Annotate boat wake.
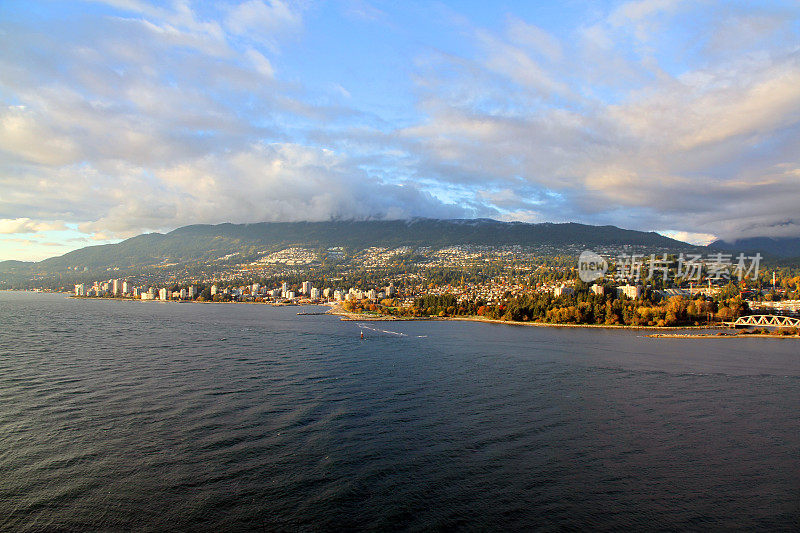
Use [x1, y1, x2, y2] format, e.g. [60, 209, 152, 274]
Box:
[357, 323, 407, 336]
[357, 323, 427, 338]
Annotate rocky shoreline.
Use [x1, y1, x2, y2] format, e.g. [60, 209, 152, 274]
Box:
[647, 332, 799, 339]
[325, 303, 724, 330]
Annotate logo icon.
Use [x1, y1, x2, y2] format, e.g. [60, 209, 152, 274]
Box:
[578, 250, 607, 282]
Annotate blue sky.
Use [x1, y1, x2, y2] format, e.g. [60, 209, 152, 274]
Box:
[1, 0, 800, 260]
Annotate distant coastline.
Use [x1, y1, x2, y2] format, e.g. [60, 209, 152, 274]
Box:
[66, 294, 704, 329]
[325, 303, 722, 330]
[60, 294, 799, 336]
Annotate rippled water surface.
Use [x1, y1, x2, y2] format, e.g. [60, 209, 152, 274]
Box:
[1, 291, 798, 530]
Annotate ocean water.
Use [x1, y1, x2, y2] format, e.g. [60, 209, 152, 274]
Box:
[0, 291, 798, 531]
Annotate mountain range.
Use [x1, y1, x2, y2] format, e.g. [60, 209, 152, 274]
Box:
[710, 236, 800, 259]
[4, 219, 800, 281]
[2, 219, 701, 273]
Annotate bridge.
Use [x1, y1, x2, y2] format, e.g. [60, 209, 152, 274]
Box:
[726, 315, 800, 328]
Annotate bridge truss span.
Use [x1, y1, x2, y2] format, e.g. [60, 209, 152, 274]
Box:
[731, 315, 800, 328]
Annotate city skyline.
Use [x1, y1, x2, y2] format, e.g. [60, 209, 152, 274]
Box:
[2, 0, 800, 261]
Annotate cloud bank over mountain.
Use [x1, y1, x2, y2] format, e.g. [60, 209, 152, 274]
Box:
[1, 1, 799, 259]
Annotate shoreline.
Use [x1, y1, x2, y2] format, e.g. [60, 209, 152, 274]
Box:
[647, 333, 799, 339]
[67, 295, 303, 306]
[63, 295, 799, 336]
[325, 303, 724, 330]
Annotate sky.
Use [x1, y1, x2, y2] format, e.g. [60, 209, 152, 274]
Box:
[1, 0, 800, 261]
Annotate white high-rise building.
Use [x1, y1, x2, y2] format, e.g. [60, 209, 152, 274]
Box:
[310, 287, 320, 299]
[286, 291, 295, 299]
[112, 279, 120, 295]
[159, 288, 168, 300]
[252, 283, 260, 295]
[334, 290, 343, 301]
[180, 288, 188, 299]
[302, 281, 312, 295]
[617, 285, 641, 299]
[386, 284, 395, 297]
[366, 289, 377, 300]
[74, 284, 85, 296]
[590, 284, 604, 296]
[210, 285, 218, 296]
[188, 286, 196, 299]
[122, 281, 129, 294]
[281, 282, 288, 293]
[553, 285, 574, 297]
[323, 288, 331, 298]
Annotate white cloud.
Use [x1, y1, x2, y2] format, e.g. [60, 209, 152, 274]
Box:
[60, 142, 471, 239]
[506, 17, 563, 62]
[225, 0, 302, 49]
[404, 2, 800, 240]
[0, 106, 80, 165]
[657, 230, 717, 246]
[0, 218, 67, 234]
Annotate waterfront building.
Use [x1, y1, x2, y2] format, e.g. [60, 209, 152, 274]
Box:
[180, 288, 188, 299]
[553, 285, 575, 297]
[159, 288, 168, 300]
[112, 279, 120, 295]
[210, 285, 218, 296]
[334, 290, 343, 301]
[323, 288, 331, 298]
[281, 282, 288, 293]
[590, 284, 604, 296]
[750, 299, 800, 315]
[617, 284, 642, 299]
[251, 283, 260, 295]
[286, 291, 295, 299]
[302, 281, 312, 295]
[366, 289, 377, 300]
[310, 287, 321, 299]
[74, 284, 85, 296]
[188, 286, 196, 299]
